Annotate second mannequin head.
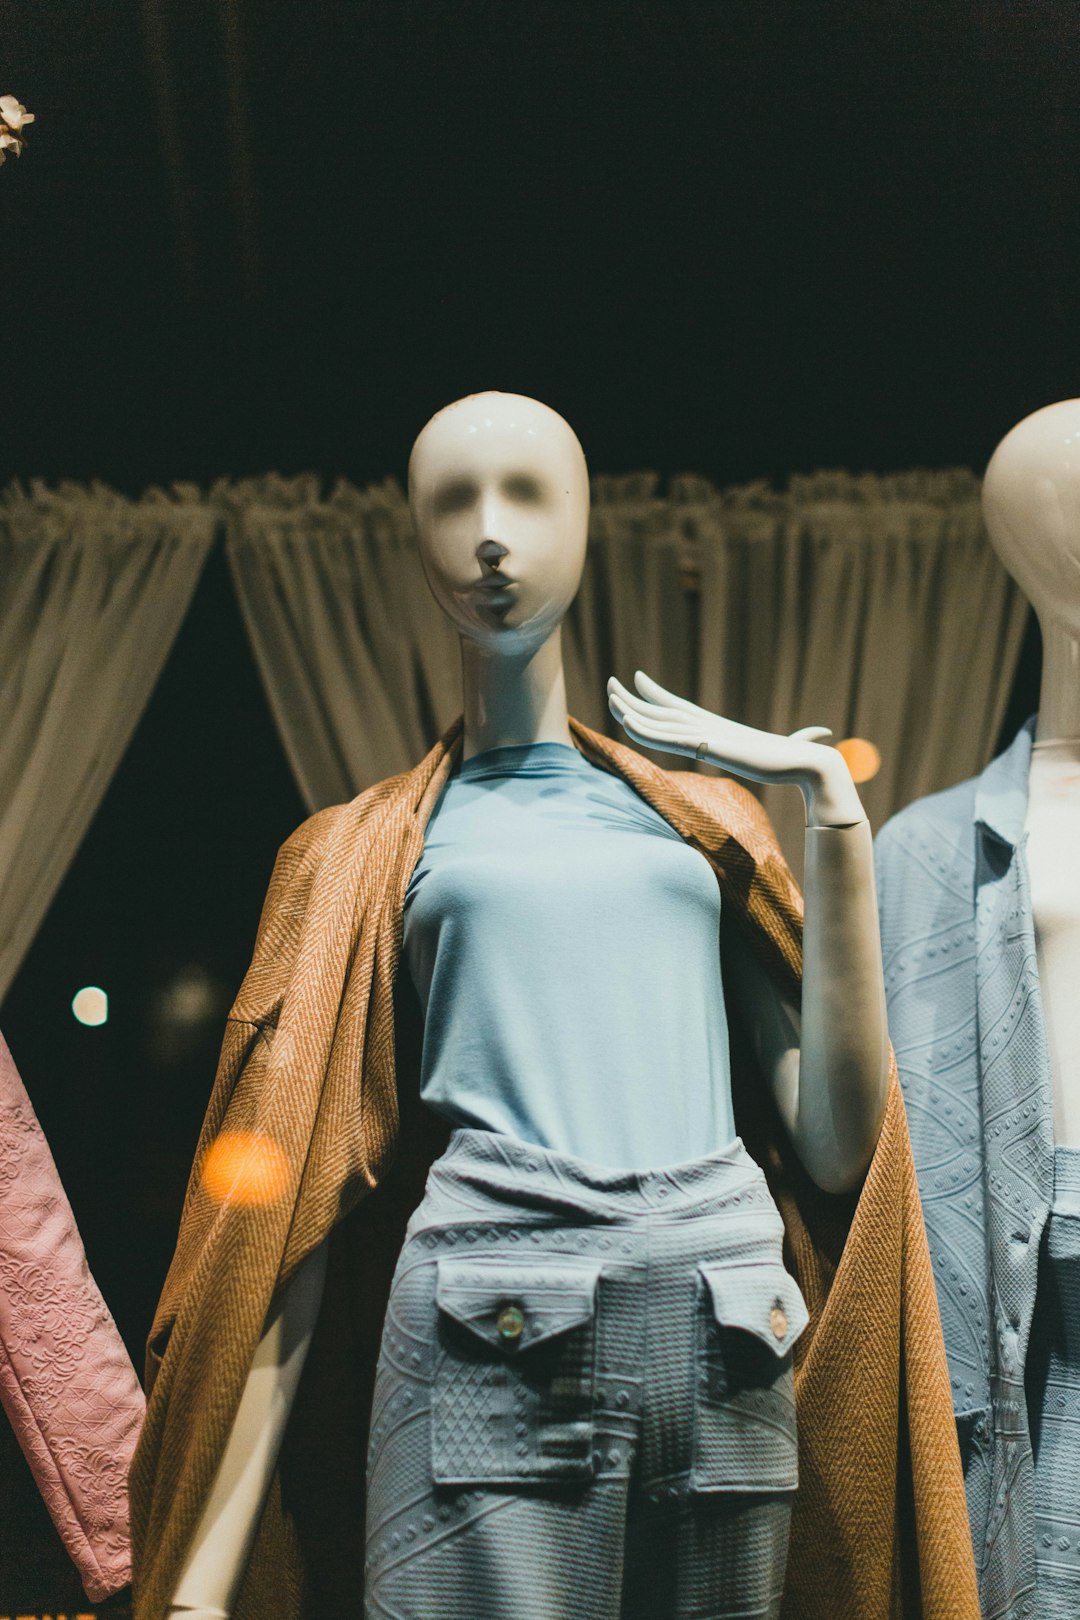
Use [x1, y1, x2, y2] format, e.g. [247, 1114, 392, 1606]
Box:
[409, 392, 590, 656]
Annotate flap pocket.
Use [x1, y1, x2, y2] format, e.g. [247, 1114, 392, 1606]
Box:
[698, 1260, 808, 1359]
[692, 1259, 804, 1494]
[436, 1257, 601, 1353]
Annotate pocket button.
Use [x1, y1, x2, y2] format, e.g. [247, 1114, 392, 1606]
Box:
[770, 1303, 788, 1340]
[497, 1303, 526, 1342]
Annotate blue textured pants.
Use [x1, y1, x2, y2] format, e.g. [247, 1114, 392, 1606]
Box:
[365, 1129, 808, 1619]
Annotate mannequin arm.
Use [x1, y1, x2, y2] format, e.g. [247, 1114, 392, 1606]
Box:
[167, 1237, 328, 1619]
[722, 817, 889, 1193]
[608, 670, 889, 1194]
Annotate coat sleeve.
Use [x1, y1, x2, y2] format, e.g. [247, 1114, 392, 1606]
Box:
[0, 1029, 146, 1602]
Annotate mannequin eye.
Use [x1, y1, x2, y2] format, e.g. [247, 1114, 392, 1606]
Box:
[431, 478, 478, 516]
[502, 473, 547, 505]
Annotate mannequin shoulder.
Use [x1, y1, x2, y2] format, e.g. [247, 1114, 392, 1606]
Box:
[275, 773, 411, 869]
[255, 775, 412, 922]
[231, 777, 410, 1023]
[665, 767, 780, 849]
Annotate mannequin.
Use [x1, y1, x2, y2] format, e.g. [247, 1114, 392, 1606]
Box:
[874, 397, 1080, 1619]
[981, 402, 1080, 1146]
[140, 394, 973, 1620]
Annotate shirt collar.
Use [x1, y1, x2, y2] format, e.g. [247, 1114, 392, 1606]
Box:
[973, 712, 1039, 849]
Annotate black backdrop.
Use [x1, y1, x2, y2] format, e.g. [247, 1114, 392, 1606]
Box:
[0, 1, 1073, 1609]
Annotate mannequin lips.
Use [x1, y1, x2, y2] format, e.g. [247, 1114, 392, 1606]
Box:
[473, 571, 517, 590]
[467, 576, 518, 620]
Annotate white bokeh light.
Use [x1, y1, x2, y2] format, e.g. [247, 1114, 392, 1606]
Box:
[72, 985, 108, 1026]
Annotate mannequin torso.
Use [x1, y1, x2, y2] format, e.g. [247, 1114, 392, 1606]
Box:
[1025, 741, 1080, 1147]
[404, 737, 737, 1168]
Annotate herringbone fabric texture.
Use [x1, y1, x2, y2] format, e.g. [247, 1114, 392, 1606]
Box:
[130, 716, 979, 1620]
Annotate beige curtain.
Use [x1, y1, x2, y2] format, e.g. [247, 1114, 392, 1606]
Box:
[691, 469, 1030, 875]
[223, 475, 462, 811]
[226, 467, 1027, 876]
[0, 481, 216, 1002]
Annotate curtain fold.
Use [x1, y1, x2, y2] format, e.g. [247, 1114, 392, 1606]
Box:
[225, 467, 1027, 879]
[0, 480, 216, 1002]
[692, 469, 1030, 875]
[222, 474, 462, 811]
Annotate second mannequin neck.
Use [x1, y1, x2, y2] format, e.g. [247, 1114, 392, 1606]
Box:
[460, 624, 574, 761]
[1036, 616, 1080, 744]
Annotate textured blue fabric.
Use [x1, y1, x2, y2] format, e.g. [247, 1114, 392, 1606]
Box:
[365, 1127, 806, 1619]
[874, 714, 1054, 1620]
[1028, 1145, 1080, 1619]
[403, 740, 737, 1171]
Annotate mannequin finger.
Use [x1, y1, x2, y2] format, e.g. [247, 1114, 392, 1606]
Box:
[610, 681, 697, 733]
[789, 725, 833, 742]
[608, 706, 698, 746]
[607, 676, 668, 718]
[632, 670, 704, 716]
[612, 716, 697, 758]
[608, 694, 697, 745]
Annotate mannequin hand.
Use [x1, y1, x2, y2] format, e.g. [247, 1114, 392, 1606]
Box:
[607, 670, 866, 828]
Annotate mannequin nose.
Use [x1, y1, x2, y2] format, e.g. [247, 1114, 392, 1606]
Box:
[477, 539, 509, 571]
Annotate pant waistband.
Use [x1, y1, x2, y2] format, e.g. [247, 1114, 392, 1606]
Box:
[424, 1126, 777, 1225]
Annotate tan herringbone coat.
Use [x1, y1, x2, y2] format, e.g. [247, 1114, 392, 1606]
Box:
[131, 717, 979, 1620]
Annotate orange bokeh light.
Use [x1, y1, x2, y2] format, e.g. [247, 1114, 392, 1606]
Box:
[835, 737, 882, 784]
[201, 1131, 290, 1207]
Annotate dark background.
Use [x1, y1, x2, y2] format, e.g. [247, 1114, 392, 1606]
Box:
[0, 0, 1072, 1608]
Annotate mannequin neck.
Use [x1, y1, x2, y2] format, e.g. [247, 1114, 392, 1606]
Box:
[460, 625, 574, 760]
[1036, 615, 1080, 745]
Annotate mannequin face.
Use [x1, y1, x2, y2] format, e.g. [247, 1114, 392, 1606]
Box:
[982, 399, 1080, 638]
[408, 392, 590, 654]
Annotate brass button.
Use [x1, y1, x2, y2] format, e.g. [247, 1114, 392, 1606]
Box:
[497, 1304, 525, 1342]
[770, 1304, 788, 1341]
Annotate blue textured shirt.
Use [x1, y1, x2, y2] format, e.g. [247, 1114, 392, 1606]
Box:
[403, 740, 737, 1170]
[874, 715, 1053, 1619]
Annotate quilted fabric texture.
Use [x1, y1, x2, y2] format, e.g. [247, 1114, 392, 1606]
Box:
[874, 715, 1053, 1618]
[435, 1256, 602, 1354]
[366, 1127, 799, 1618]
[431, 1255, 599, 1486]
[0, 1029, 144, 1601]
[131, 714, 979, 1620]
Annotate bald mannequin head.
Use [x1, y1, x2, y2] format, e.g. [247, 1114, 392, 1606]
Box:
[408, 391, 590, 653]
[982, 399, 1080, 637]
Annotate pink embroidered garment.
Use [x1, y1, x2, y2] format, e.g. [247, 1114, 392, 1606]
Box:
[0, 1029, 144, 1600]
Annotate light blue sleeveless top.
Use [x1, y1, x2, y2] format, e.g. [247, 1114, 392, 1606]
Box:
[402, 740, 737, 1170]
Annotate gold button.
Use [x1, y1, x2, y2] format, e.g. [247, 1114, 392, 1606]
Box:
[497, 1304, 525, 1342]
[770, 1304, 788, 1340]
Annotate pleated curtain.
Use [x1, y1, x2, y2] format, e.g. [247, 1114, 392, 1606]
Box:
[692, 469, 1029, 873]
[0, 482, 216, 1002]
[224, 467, 1028, 878]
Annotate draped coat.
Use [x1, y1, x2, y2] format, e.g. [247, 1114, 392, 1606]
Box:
[131, 717, 980, 1620]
